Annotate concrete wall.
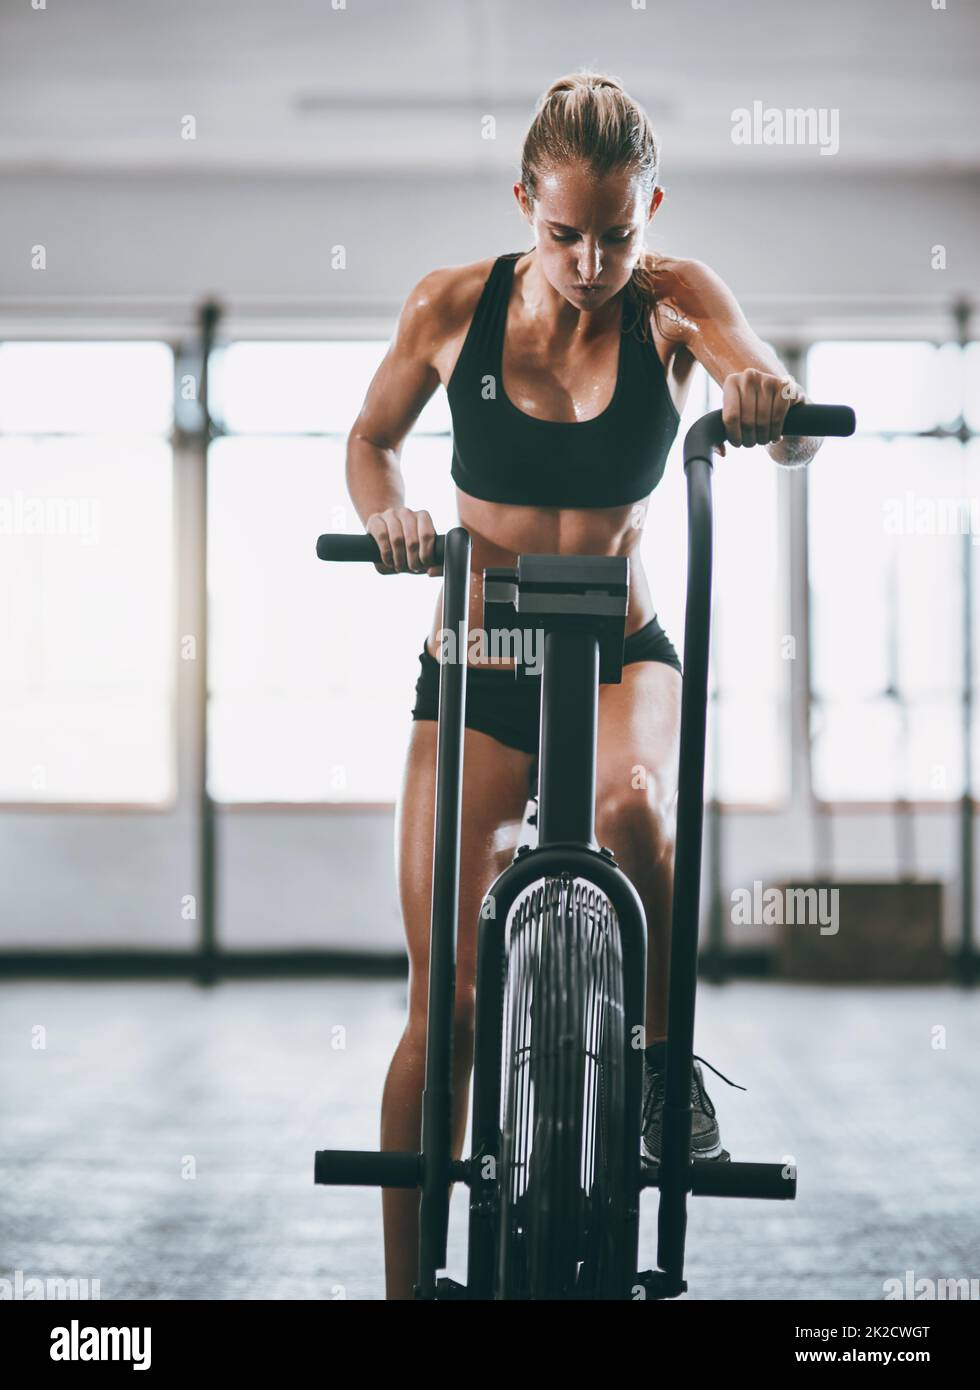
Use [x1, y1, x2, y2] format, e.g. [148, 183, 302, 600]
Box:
[3, 168, 978, 329]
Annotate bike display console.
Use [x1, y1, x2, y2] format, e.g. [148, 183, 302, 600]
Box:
[484, 552, 629, 683]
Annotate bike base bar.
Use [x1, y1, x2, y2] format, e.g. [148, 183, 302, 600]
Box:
[313, 1148, 471, 1188]
[641, 1158, 797, 1199]
[314, 1147, 796, 1200]
[422, 1272, 687, 1301]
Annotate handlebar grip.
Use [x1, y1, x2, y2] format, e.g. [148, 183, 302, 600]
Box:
[316, 533, 379, 562]
[683, 401, 855, 467]
[316, 532, 446, 565]
[782, 403, 856, 437]
[314, 1147, 422, 1188]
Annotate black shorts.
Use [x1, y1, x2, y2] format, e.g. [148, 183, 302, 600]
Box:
[410, 616, 682, 800]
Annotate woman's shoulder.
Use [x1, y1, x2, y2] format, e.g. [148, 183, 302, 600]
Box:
[392, 255, 511, 366]
[645, 253, 739, 328]
[401, 255, 507, 332]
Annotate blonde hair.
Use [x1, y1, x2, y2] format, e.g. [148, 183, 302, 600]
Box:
[520, 72, 673, 340]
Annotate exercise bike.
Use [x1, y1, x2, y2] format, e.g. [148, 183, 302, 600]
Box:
[313, 401, 856, 1299]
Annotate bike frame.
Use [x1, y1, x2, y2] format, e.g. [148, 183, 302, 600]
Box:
[313, 402, 855, 1300]
[465, 553, 648, 1298]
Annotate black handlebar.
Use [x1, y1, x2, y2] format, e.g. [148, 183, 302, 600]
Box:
[315, 530, 445, 565]
[318, 401, 855, 564]
[682, 401, 855, 467]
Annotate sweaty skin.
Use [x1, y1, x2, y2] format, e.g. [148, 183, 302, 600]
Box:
[346, 166, 818, 662]
[421, 251, 696, 668]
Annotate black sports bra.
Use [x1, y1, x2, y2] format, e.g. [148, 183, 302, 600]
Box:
[447, 252, 680, 509]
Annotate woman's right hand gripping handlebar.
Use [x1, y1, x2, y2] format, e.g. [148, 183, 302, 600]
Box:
[365, 507, 443, 576]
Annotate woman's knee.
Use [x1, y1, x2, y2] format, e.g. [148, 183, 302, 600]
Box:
[595, 777, 677, 861]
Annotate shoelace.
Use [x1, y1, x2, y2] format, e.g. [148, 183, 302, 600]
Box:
[642, 1053, 747, 1130]
[693, 1054, 747, 1092]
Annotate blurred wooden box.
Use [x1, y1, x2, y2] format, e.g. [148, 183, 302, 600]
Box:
[774, 880, 946, 982]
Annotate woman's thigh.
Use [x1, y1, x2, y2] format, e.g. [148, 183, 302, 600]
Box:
[395, 721, 534, 1019]
[595, 661, 683, 840]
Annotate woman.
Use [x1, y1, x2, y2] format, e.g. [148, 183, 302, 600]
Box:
[345, 71, 821, 1299]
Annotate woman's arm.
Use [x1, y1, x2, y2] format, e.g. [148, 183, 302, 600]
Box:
[345, 268, 459, 570]
[663, 258, 820, 468]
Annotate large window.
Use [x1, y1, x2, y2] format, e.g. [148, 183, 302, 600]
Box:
[208, 344, 787, 806]
[806, 341, 974, 802]
[6, 334, 898, 810]
[0, 342, 175, 803]
[640, 371, 787, 806]
[207, 341, 457, 803]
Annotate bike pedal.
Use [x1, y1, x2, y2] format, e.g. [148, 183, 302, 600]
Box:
[433, 1276, 468, 1299]
[633, 1269, 687, 1300]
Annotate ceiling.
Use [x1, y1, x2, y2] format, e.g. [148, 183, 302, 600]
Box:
[0, 0, 978, 175]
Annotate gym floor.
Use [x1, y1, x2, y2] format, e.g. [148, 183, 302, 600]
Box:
[2, 978, 977, 1301]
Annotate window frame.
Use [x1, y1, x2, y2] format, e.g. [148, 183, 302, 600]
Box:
[804, 337, 978, 813]
[0, 336, 179, 811]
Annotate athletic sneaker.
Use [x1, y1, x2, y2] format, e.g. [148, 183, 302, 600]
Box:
[641, 1041, 745, 1164]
